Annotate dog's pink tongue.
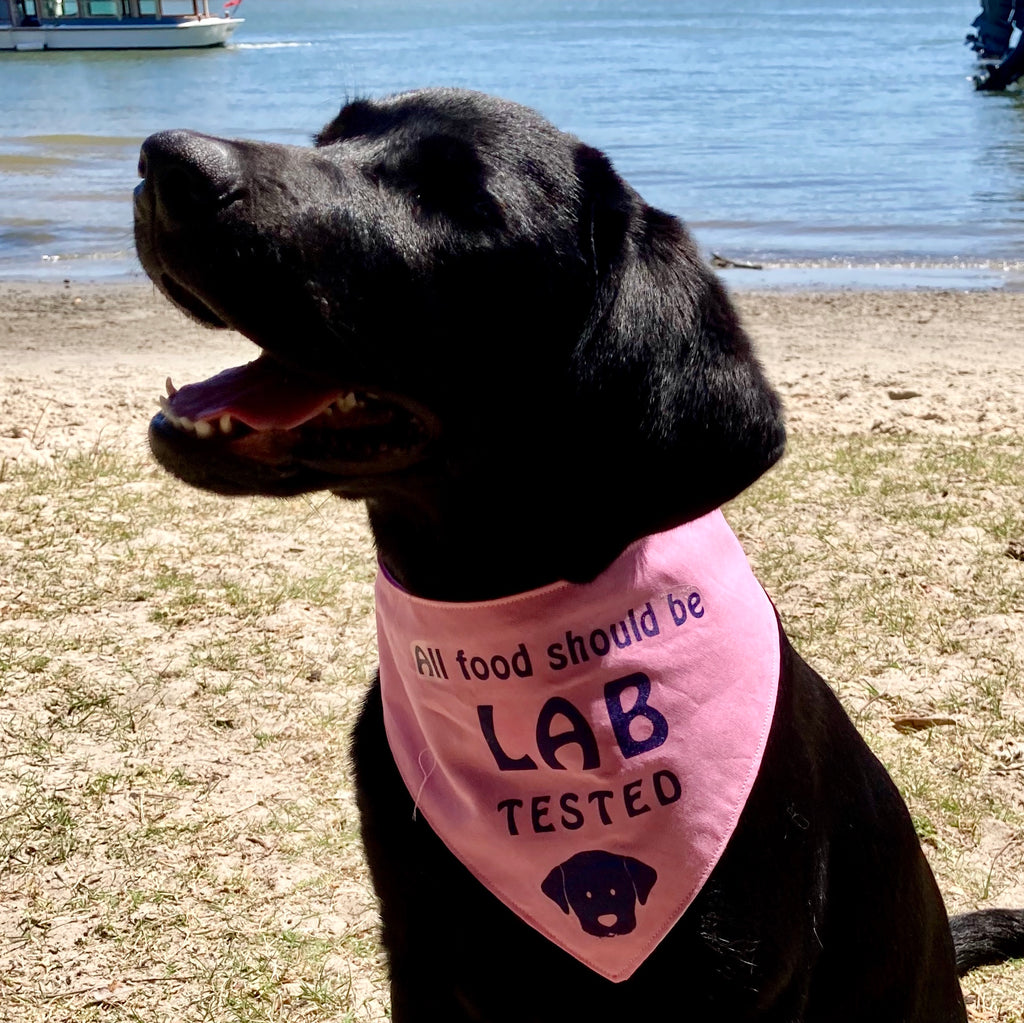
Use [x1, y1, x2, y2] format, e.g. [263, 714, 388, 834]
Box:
[168, 357, 342, 431]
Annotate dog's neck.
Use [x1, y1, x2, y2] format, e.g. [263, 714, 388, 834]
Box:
[365, 484, 658, 603]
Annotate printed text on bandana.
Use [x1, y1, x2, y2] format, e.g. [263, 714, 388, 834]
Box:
[409, 590, 704, 836]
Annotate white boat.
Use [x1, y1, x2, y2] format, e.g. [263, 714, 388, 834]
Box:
[0, 0, 243, 50]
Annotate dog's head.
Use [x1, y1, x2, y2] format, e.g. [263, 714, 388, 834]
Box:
[541, 850, 658, 938]
[135, 88, 784, 592]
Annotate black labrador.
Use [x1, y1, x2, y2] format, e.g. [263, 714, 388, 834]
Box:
[133, 88, 1024, 1021]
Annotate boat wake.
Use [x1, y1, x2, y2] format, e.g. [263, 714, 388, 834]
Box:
[234, 41, 312, 49]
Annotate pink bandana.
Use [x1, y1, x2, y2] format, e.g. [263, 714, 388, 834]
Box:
[375, 509, 779, 982]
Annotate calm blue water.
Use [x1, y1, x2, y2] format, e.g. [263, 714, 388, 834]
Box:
[2, 0, 1024, 283]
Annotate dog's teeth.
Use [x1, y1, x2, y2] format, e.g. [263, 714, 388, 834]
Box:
[178, 416, 195, 433]
[195, 420, 214, 439]
[158, 395, 183, 427]
[219, 414, 233, 434]
[165, 377, 178, 398]
[337, 392, 359, 413]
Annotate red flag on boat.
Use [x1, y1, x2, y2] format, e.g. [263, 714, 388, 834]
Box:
[224, 0, 243, 10]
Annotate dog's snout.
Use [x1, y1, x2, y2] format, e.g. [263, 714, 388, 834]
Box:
[136, 129, 243, 223]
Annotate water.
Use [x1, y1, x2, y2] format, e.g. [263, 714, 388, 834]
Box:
[2, 0, 1024, 284]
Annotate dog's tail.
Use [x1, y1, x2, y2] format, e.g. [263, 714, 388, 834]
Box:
[951, 908, 1024, 975]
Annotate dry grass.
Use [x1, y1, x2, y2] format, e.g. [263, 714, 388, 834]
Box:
[0, 450, 388, 1021]
[0, 377, 1022, 1018]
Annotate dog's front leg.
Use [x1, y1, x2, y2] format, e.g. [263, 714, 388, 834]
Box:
[352, 679, 492, 1021]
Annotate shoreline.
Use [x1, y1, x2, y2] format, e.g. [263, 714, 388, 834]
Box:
[3, 260, 1024, 294]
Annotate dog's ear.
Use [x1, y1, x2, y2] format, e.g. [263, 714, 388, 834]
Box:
[570, 145, 786, 526]
[622, 856, 658, 906]
[541, 864, 571, 914]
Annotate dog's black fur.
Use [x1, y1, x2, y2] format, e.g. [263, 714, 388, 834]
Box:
[134, 87, 1024, 1021]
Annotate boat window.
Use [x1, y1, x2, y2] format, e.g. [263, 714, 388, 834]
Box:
[139, 0, 156, 12]
[21, 0, 38, 16]
[84, 0, 122, 14]
[161, 0, 201, 15]
[38, 0, 80, 15]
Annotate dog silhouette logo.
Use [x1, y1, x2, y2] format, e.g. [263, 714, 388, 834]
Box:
[541, 850, 658, 937]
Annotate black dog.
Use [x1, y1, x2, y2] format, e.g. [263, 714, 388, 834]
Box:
[134, 88, 1024, 1021]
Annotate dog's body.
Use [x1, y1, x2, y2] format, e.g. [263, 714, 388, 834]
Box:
[134, 87, 1024, 1020]
[355, 639, 966, 1021]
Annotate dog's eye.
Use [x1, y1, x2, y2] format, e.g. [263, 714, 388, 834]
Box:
[370, 133, 501, 227]
[609, 888, 616, 896]
[585, 891, 592, 899]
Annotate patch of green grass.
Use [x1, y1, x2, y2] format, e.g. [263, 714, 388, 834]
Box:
[0, 779, 78, 869]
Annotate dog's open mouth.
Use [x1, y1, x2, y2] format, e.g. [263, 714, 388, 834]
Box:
[150, 352, 438, 494]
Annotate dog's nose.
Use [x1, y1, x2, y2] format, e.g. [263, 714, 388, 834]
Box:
[135, 129, 242, 224]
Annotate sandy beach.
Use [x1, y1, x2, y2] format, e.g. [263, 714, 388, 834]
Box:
[1, 280, 1022, 1020]
[2, 281, 1023, 463]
